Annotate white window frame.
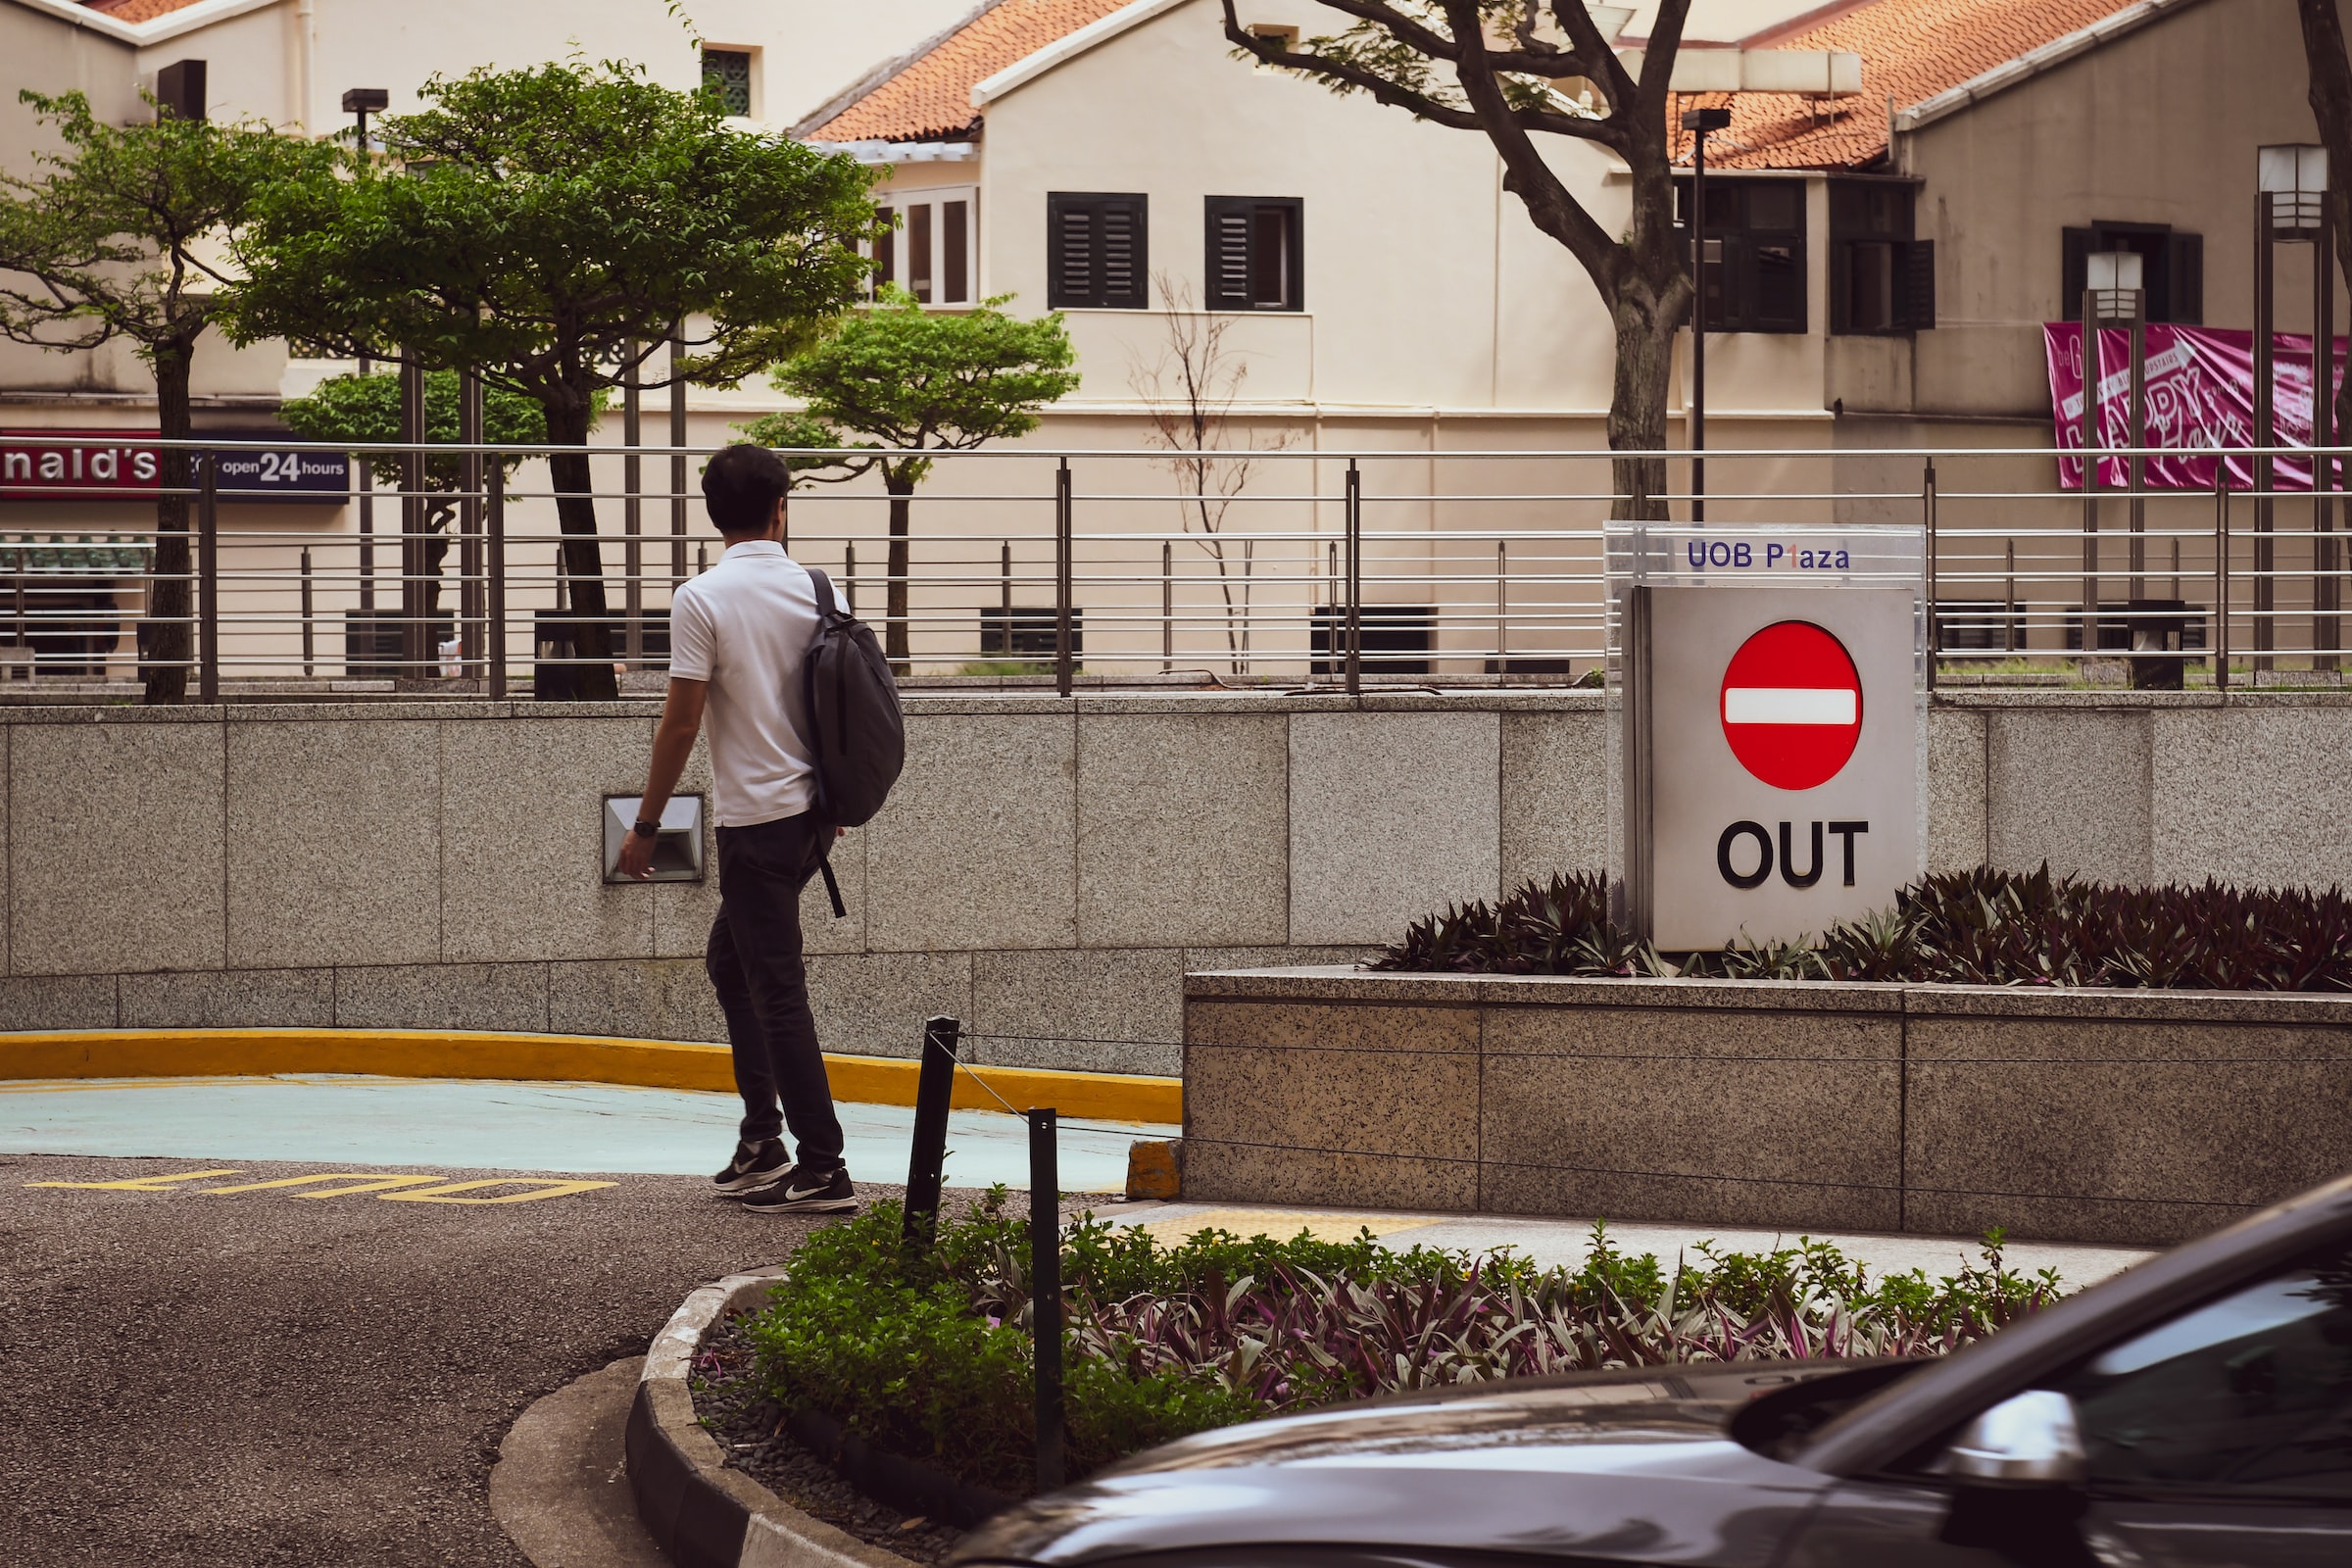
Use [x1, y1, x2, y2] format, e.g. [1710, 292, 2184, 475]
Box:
[871, 185, 980, 306]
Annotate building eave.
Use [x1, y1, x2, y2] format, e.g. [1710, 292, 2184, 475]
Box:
[7, 0, 286, 49]
[1892, 0, 2211, 134]
[786, 0, 1001, 140]
[968, 0, 1190, 108]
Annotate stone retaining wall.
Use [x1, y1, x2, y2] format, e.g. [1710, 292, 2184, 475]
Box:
[1183, 965, 2352, 1246]
[6, 688, 2352, 1077]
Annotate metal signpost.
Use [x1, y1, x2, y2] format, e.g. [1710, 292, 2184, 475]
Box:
[1607, 523, 1926, 950]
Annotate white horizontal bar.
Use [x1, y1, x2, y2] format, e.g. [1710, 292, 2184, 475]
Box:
[1723, 687, 1856, 725]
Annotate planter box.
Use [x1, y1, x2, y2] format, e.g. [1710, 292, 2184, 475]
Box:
[1181, 966, 2352, 1247]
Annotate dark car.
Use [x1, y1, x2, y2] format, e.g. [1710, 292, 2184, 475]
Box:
[957, 1176, 2352, 1568]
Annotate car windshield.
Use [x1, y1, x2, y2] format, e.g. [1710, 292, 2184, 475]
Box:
[2051, 1247, 2352, 1500]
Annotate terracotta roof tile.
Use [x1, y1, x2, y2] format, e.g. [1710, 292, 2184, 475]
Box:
[806, 0, 1134, 143]
[81, 0, 212, 22]
[1668, 0, 2142, 171]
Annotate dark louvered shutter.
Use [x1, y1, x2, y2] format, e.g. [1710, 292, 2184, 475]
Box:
[1206, 200, 1252, 308]
[2166, 231, 2203, 324]
[1897, 238, 1936, 331]
[1048, 192, 1148, 309]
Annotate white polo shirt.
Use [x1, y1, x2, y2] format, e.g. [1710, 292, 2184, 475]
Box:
[667, 540, 820, 827]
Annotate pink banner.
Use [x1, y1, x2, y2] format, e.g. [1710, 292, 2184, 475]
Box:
[2044, 322, 2350, 491]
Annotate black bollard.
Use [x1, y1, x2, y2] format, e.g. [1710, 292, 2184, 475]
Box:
[903, 1016, 958, 1249]
[1029, 1106, 1064, 1492]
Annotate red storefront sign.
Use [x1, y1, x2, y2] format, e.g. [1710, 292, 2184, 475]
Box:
[0, 429, 163, 500]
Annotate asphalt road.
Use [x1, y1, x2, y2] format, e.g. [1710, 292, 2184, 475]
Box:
[0, 1151, 886, 1567]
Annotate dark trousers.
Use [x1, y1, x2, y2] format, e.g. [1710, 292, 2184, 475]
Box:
[707, 811, 846, 1170]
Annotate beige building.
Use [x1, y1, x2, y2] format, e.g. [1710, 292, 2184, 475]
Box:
[0, 0, 2343, 680]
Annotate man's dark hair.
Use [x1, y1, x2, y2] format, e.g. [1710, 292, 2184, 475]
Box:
[702, 443, 792, 534]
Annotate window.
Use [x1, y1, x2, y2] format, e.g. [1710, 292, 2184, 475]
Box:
[1676, 177, 1807, 333]
[2050, 1247, 2352, 1500]
[871, 188, 977, 305]
[1048, 192, 1148, 310]
[1204, 197, 1302, 311]
[702, 49, 754, 117]
[2062, 222, 2203, 323]
[1830, 180, 1933, 334]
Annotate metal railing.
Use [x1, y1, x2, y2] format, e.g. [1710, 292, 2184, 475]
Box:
[4, 432, 2349, 698]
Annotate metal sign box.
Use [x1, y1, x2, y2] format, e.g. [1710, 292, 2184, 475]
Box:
[1607, 523, 1926, 951]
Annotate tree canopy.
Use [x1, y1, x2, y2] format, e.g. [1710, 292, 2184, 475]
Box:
[231, 60, 881, 698]
[0, 88, 336, 703]
[1224, 1, 1693, 515]
[743, 286, 1079, 662]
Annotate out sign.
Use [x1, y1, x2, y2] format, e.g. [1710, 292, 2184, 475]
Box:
[1631, 583, 1918, 951]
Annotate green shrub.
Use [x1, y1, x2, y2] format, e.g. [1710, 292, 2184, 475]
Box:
[1377, 866, 2352, 989]
[744, 1193, 2061, 1494]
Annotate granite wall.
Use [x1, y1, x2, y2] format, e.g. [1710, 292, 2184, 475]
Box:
[1184, 966, 2352, 1246]
[5, 688, 2352, 1078]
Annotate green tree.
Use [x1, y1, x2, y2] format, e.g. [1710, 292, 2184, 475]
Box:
[1225, 2, 1695, 517]
[0, 90, 335, 703]
[742, 286, 1080, 665]
[278, 370, 571, 621]
[231, 61, 877, 699]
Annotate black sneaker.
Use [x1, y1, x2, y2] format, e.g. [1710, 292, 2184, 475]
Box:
[712, 1138, 792, 1196]
[739, 1166, 857, 1216]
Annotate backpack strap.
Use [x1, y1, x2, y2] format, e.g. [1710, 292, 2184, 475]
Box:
[817, 850, 848, 919]
[808, 565, 840, 620]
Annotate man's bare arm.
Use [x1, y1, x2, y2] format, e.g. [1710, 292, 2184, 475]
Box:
[616, 677, 710, 880]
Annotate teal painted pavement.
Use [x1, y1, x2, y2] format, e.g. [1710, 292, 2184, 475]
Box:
[0, 1074, 1169, 1192]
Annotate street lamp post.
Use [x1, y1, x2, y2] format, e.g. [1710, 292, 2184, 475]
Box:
[1682, 107, 1731, 524]
[2081, 251, 2146, 649]
[2254, 143, 2333, 671]
[342, 90, 388, 625]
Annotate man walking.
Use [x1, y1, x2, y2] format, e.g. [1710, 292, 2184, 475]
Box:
[616, 443, 856, 1214]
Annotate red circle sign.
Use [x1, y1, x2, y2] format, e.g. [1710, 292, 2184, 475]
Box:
[1719, 620, 1863, 791]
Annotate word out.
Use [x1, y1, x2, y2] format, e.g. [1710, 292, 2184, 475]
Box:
[1717, 819, 1871, 889]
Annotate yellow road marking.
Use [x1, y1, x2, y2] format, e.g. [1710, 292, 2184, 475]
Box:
[1136, 1207, 1443, 1247]
[198, 1173, 450, 1198]
[27, 1169, 241, 1191]
[377, 1178, 616, 1205]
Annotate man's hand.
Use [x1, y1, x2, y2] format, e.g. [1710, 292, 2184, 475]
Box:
[617, 827, 658, 881]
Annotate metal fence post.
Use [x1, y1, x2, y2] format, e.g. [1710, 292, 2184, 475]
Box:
[624, 341, 644, 668]
[1924, 458, 1938, 692]
[2216, 467, 2231, 693]
[300, 546, 314, 678]
[670, 327, 689, 590]
[903, 1015, 959, 1248]
[1161, 539, 1173, 673]
[460, 368, 484, 674]
[198, 449, 219, 703]
[1054, 458, 1073, 698]
[1028, 1106, 1065, 1494]
[1344, 459, 1362, 697]
[487, 463, 508, 701]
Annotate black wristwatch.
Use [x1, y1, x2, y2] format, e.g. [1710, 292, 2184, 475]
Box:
[632, 818, 661, 841]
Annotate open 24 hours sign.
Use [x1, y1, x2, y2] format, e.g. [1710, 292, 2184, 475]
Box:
[0, 429, 348, 503]
[1611, 524, 1926, 951]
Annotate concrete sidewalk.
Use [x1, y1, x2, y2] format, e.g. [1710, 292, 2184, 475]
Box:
[1102, 1200, 2154, 1292]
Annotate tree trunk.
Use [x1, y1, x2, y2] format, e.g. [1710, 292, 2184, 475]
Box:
[2302, 0, 2352, 449]
[543, 396, 618, 702]
[884, 467, 913, 670]
[1609, 286, 1678, 522]
[142, 340, 196, 704]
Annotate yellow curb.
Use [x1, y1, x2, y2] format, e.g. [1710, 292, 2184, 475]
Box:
[0, 1029, 1182, 1126]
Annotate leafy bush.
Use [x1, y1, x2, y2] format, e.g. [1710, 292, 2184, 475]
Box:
[745, 1193, 2060, 1494]
[1377, 866, 2352, 990]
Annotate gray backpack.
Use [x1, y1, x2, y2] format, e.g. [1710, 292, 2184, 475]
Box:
[804, 568, 905, 916]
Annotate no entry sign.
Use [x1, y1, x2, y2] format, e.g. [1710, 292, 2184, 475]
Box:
[1719, 620, 1863, 791]
[1609, 524, 1924, 951]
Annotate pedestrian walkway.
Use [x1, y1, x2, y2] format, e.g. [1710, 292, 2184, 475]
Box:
[1103, 1200, 2153, 1291]
[0, 1074, 1169, 1194]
